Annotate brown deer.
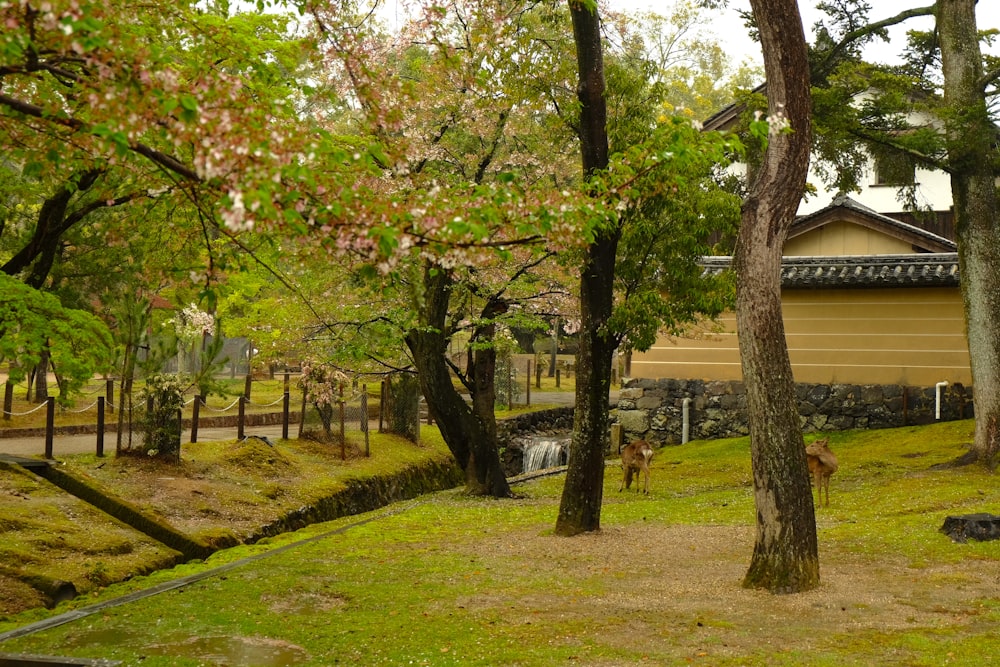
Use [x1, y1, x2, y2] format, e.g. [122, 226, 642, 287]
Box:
[620, 440, 654, 494]
[805, 438, 839, 507]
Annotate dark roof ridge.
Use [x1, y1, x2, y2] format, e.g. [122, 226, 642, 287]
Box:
[700, 252, 960, 288]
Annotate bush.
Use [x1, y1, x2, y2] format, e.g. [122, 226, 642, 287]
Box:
[137, 373, 185, 461]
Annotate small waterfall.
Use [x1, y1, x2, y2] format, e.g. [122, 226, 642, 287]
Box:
[523, 437, 569, 473]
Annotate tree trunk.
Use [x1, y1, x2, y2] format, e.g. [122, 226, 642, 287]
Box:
[555, 0, 617, 536]
[737, 0, 819, 593]
[3, 169, 102, 286]
[405, 264, 512, 497]
[32, 350, 50, 404]
[938, 0, 1000, 469]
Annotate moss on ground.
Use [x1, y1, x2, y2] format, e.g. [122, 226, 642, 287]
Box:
[0, 428, 458, 615]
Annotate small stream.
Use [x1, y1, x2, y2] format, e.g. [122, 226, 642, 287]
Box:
[521, 436, 570, 473]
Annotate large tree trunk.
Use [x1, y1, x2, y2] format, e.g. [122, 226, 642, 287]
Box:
[737, 0, 819, 593]
[405, 264, 512, 497]
[938, 0, 1000, 469]
[555, 0, 617, 536]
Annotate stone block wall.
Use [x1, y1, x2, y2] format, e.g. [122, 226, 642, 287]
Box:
[614, 378, 974, 446]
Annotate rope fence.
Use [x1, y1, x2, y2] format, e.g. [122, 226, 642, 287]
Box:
[0, 374, 419, 461]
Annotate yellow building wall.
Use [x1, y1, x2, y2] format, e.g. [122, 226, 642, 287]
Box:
[629, 287, 971, 386]
[783, 221, 915, 256]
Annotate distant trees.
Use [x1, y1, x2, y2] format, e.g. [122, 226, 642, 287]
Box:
[0, 273, 114, 402]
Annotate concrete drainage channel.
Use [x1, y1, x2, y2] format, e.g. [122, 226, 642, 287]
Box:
[0, 462, 569, 664]
[0, 655, 121, 666]
[0, 501, 420, 665]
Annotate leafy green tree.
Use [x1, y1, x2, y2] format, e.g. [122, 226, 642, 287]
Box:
[555, 0, 742, 536]
[807, 1, 1000, 468]
[0, 274, 114, 402]
[604, 2, 762, 121]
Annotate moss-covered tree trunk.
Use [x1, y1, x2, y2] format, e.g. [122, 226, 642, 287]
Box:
[938, 0, 1000, 469]
[404, 264, 512, 497]
[737, 0, 819, 593]
[555, 0, 617, 536]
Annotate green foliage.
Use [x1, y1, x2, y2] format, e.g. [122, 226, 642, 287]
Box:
[602, 114, 744, 352]
[137, 373, 186, 461]
[0, 274, 114, 402]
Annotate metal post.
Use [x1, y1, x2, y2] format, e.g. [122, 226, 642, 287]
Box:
[106, 378, 114, 413]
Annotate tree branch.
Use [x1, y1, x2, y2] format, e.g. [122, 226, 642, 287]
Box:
[813, 5, 936, 80]
[0, 92, 204, 183]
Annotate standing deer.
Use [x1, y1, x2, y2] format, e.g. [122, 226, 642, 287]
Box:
[620, 440, 654, 494]
[805, 438, 838, 507]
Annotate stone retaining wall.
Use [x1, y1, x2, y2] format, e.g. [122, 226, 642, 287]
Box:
[614, 378, 974, 445]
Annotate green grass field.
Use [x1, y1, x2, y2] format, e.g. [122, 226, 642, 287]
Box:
[2, 419, 998, 666]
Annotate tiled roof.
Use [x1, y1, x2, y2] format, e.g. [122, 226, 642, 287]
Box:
[701, 253, 960, 288]
[791, 195, 956, 253]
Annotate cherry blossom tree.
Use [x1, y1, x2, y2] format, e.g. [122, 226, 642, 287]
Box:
[299, 359, 348, 440]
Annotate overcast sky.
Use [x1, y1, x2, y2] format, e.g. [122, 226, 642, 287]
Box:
[618, 0, 1000, 66]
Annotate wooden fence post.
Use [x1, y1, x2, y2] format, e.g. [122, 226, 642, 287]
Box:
[339, 383, 346, 460]
[191, 396, 202, 443]
[97, 396, 105, 457]
[44, 397, 55, 459]
[507, 366, 514, 409]
[237, 395, 246, 440]
[361, 384, 370, 457]
[379, 380, 387, 433]
[298, 388, 307, 438]
[3, 381, 13, 420]
[526, 360, 531, 406]
[282, 374, 290, 440]
[106, 378, 114, 414]
[282, 390, 290, 440]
